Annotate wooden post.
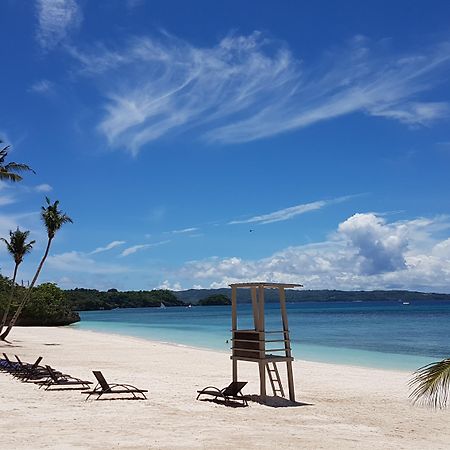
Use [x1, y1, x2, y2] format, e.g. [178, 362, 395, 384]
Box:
[251, 287, 259, 330]
[231, 286, 237, 382]
[259, 360, 266, 401]
[258, 285, 266, 400]
[279, 287, 295, 402]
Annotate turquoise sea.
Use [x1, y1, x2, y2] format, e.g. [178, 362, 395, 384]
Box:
[75, 300, 450, 371]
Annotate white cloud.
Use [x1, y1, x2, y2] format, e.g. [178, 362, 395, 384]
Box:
[120, 240, 170, 257]
[35, 183, 53, 192]
[167, 213, 450, 292]
[157, 279, 182, 291]
[90, 240, 126, 255]
[171, 227, 199, 234]
[338, 213, 408, 275]
[47, 251, 129, 274]
[230, 196, 354, 225]
[29, 80, 54, 94]
[36, 0, 82, 50]
[0, 194, 16, 206]
[69, 33, 450, 153]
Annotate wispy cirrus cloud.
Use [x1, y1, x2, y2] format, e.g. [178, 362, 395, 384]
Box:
[170, 227, 199, 234]
[90, 240, 126, 255]
[34, 183, 53, 193]
[120, 240, 170, 257]
[229, 195, 356, 225]
[69, 33, 450, 154]
[36, 0, 82, 50]
[47, 251, 129, 274]
[29, 79, 54, 94]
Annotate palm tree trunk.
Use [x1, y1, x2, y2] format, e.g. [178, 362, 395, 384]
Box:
[0, 263, 19, 335]
[0, 237, 53, 341]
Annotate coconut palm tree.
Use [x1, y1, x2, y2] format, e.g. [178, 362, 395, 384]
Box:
[0, 228, 35, 335]
[409, 359, 450, 408]
[0, 141, 34, 182]
[0, 197, 72, 340]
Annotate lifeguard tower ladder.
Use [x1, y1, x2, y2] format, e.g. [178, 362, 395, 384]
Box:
[230, 282, 302, 402]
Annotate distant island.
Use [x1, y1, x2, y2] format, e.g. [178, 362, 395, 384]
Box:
[64, 287, 450, 311]
[3, 279, 450, 326]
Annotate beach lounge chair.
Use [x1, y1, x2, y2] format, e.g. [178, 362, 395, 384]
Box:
[36, 366, 93, 390]
[0, 353, 20, 373]
[81, 371, 148, 400]
[196, 381, 250, 406]
[13, 355, 47, 381]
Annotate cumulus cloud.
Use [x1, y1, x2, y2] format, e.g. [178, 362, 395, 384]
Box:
[230, 196, 355, 225]
[157, 279, 182, 291]
[69, 33, 450, 154]
[166, 213, 450, 292]
[338, 213, 408, 275]
[36, 0, 82, 50]
[90, 240, 126, 255]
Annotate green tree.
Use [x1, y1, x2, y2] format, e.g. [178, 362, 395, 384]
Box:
[0, 140, 34, 182]
[0, 197, 72, 340]
[0, 228, 35, 334]
[409, 359, 450, 408]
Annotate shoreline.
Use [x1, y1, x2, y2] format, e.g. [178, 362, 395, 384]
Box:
[74, 322, 434, 373]
[1, 326, 449, 449]
[73, 324, 415, 374]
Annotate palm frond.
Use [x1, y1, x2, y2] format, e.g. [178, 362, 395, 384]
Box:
[409, 358, 450, 408]
[41, 198, 73, 238]
[0, 228, 35, 264]
[0, 171, 23, 182]
[4, 162, 36, 174]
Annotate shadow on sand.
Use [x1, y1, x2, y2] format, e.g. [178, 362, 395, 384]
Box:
[249, 394, 313, 408]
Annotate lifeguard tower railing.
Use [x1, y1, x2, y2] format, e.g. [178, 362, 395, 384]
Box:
[230, 282, 302, 402]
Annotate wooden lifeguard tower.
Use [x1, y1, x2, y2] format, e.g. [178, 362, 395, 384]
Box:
[230, 282, 302, 402]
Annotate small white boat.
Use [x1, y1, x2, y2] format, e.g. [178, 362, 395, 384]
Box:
[160, 302, 166, 309]
[402, 302, 410, 305]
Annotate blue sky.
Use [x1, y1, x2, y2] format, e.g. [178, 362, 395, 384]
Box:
[1, 0, 450, 292]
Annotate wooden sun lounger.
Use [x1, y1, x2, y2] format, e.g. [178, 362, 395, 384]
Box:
[36, 366, 93, 390]
[81, 371, 148, 400]
[196, 381, 250, 406]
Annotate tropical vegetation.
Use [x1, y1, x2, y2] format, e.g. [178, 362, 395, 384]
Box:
[0, 197, 73, 340]
[0, 228, 35, 335]
[65, 288, 184, 310]
[409, 359, 450, 408]
[0, 140, 34, 182]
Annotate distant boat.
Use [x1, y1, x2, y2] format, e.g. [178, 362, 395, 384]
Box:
[402, 302, 410, 305]
[160, 302, 166, 309]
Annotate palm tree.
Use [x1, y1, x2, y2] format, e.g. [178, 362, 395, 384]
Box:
[0, 228, 35, 335]
[409, 359, 450, 408]
[0, 198, 72, 340]
[0, 140, 35, 182]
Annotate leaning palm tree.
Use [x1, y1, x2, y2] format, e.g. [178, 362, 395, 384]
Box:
[0, 228, 35, 335]
[0, 140, 35, 182]
[0, 197, 72, 340]
[409, 359, 450, 408]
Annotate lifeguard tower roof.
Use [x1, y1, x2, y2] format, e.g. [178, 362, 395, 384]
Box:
[229, 282, 302, 288]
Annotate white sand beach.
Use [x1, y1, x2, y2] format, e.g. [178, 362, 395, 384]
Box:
[1, 326, 449, 449]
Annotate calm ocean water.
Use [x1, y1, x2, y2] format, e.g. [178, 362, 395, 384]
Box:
[75, 300, 450, 371]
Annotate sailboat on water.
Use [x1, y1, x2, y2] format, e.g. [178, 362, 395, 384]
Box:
[160, 302, 166, 309]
